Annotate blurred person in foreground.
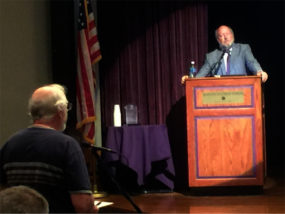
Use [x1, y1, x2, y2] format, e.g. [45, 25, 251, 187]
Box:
[181, 25, 268, 83]
[0, 185, 49, 213]
[0, 84, 98, 213]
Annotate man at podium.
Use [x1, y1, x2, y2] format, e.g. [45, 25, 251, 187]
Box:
[182, 25, 268, 83]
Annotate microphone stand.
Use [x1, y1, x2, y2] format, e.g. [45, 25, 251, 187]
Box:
[80, 143, 108, 199]
[209, 51, 226, 76]
[90, 147, 143, 213]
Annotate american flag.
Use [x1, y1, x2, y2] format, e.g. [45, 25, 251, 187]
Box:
[76, 0, 101, 144]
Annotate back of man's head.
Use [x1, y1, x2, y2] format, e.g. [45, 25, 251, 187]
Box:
[0, 185, 49, 213]
[28, 84, 68, 122]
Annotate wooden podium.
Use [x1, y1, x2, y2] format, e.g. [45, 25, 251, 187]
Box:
[185, 76, 264, 187]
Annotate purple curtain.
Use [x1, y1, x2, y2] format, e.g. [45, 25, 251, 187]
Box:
[98, 1, 208, 128]
[97, 0, 208, 190]
[98, 1, 208, 126]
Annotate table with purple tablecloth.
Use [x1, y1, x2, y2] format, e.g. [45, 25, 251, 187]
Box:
[103, 125, 175, 190]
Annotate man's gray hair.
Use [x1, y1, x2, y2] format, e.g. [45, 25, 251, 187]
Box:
[0, 185, 49, 213]
[28, 84, 68, 121]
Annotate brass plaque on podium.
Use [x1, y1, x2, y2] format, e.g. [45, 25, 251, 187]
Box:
[194, 86, 253, 108]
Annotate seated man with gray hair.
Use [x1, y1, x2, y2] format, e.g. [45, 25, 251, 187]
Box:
[0, 84, 98, 213]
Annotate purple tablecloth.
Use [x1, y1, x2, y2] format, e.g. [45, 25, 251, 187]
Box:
[104, 125, 175, 190]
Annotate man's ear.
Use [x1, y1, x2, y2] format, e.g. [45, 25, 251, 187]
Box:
[56, 108, 65, 120]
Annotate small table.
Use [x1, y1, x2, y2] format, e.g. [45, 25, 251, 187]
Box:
[103, 125, 175, 190]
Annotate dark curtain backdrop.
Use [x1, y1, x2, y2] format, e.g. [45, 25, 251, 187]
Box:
[98, 1, 208, 129]
[97, 1, 207, 189]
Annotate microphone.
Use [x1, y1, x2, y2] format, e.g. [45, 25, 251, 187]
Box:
[210, 44, 234, 76]
[80, 142, 116, 153]
[209, 50, 226, 76]
[220, 44, 232, 54]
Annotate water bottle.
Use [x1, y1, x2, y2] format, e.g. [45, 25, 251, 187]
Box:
[113, 104, 121, 127]
[189, 61, 196, 78]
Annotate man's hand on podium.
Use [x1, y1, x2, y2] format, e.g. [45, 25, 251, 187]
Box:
[181, 75, 189, 84]
[257, 70, 268, 83]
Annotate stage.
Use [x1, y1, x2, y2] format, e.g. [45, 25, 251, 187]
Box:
[98, 175, 285, 213]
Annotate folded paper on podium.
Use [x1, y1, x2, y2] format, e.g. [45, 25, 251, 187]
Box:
[185, 76, 265, 187]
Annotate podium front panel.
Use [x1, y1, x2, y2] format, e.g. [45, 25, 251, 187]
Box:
[186, 76, 264, 187]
